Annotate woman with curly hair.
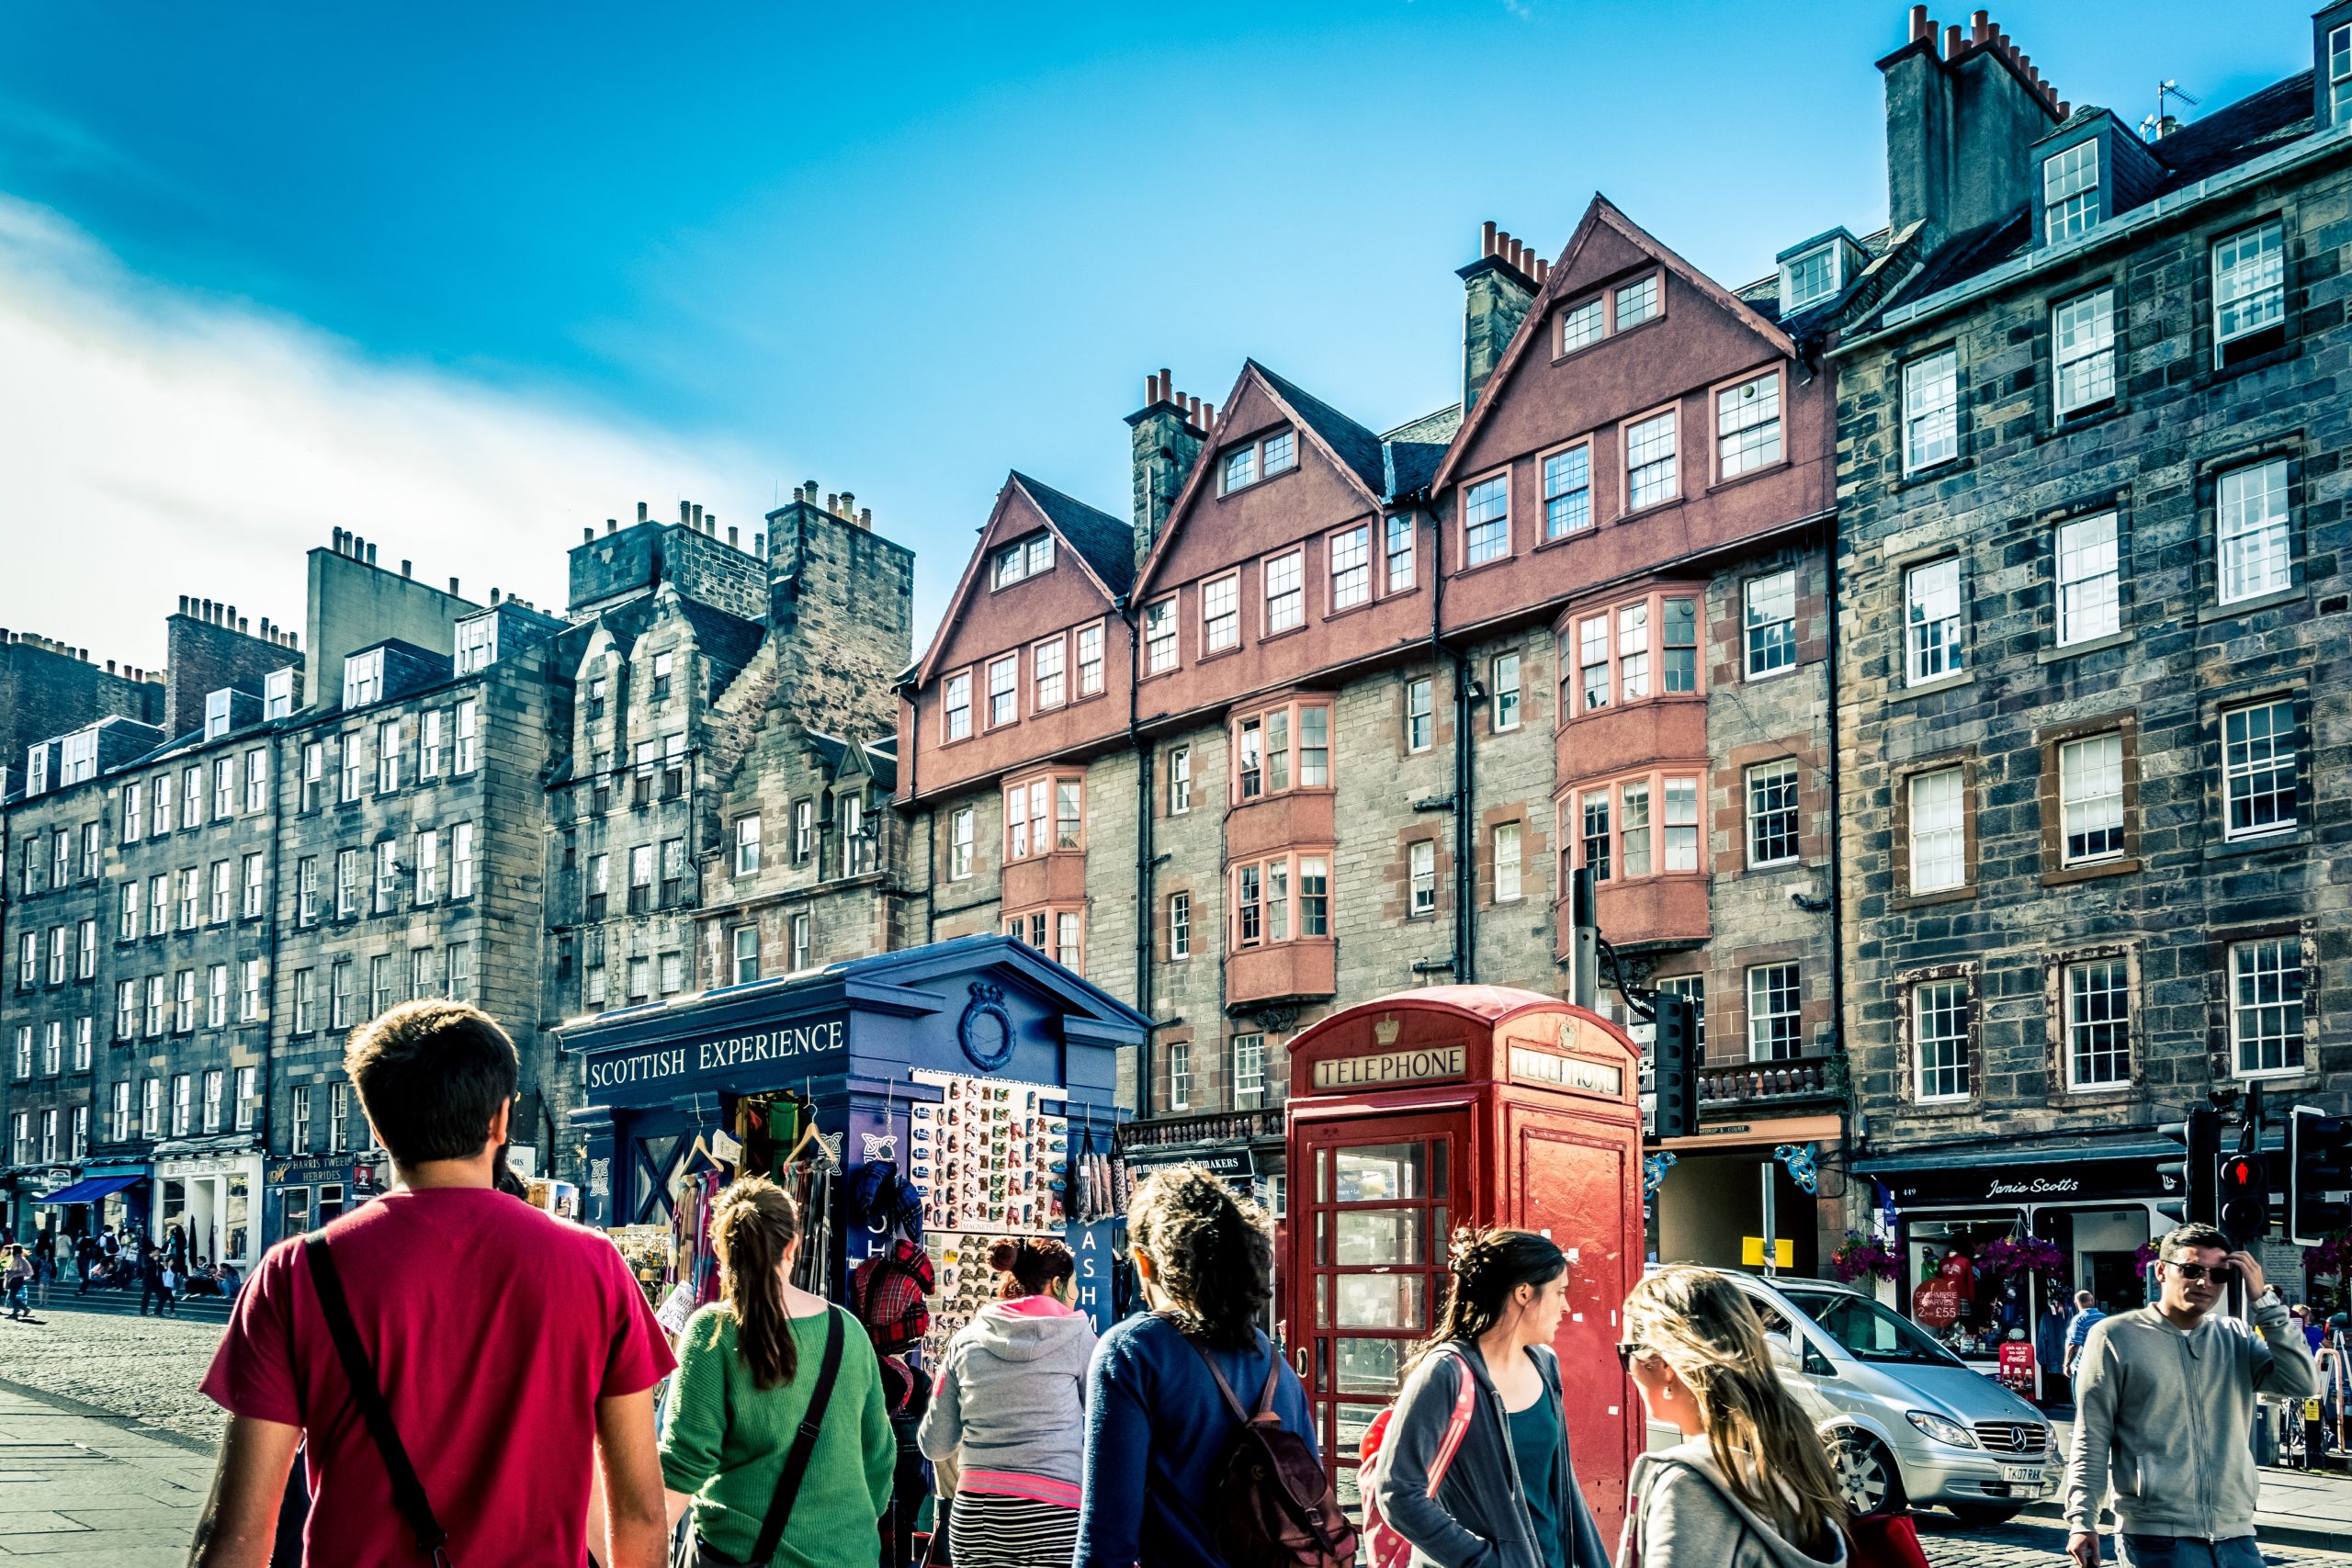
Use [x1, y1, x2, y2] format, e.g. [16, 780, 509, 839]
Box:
[1371, 1226, 1608, 1568]
[1616, 1266, 1847, 1568]
[1076, 1165, 1317, 1568]
[918, 1235, 1095, 1566]
[659, 1177, 898, 1568]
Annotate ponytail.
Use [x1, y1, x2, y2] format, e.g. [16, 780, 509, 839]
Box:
[710, 1177, 802, 1390]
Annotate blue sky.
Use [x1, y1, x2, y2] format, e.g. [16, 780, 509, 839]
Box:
[0, 1, 2314, 667]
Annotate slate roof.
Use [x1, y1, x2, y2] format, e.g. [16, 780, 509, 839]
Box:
[806, 729, 899, 791]
[1381, 405, 1464, 500]
[1894, 73, 2319, 301]
[1734, 227, 1893, 339]
[676, 599, 766, 676]
[1252, 362, 1388, 496]
[1012, 472, 1136, 597]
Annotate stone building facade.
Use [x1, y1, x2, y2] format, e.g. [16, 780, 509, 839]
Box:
[1831, 9, 2352, 1326]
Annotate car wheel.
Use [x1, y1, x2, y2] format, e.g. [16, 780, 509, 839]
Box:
[1946, 1504, 2025, 1528]
[1828, 1431, 1905, 1516]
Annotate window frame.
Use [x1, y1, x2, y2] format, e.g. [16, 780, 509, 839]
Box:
[2228, 934, 2307, 1079]
[2214, 457, 2293, 607]
[1745, 759, 1803, 869]
[1229, 849, 1333, 951]
[1564, 768, 1703, 885]
[1030, 632, 1068, 712]
[1620, 404, 1680, 514]
[1747, 963, 1805, 1064]
[1218, 426, 1298, 496]
[2052, 287, 2118, 417]
[1909, 975, 1973, 1102]
[1328, 523, 1373, 614]
[1074, 621, 1105, 699]
[2057, 730, 2128, 868]
[1712, 367, 1785, 484]
[1384, 514, 1417, 594]
[990, 531, 1057, 590]
[984, 654, 1019, 729]
[1563, 588, 1705, 716]
[2041, 138, 2101, 243]
[1903, 556, 1966, 686]
[941, 668, 973, 742]
[1490, 650, 1521, 734]
[1408, 840, 1437, 919]
[1743, 569, 1799, 680]
[1778, 243, 1839, 312]
[2062, 955, 2133, 1092]
[1201, 572, 1242, 656]
[1168, 745, 1193, 815]
[1261, 547, 1306, 637]
[1461, 470, 1512, 568]
[1002, 773, 1085, 863]
[2221, 695, 2300, 842]
[1231, 697, 1333, 802]
[947, 806, 976, 882]
[1901, 346, 1961, 474]
[1168, 889, 1192, 961]
[1143, 596, 1180, 675]
[1539, 441, 1593, 541]
[1904, 765, 1969, 897]
[2054, 511, 2122, 646]
[2211, 219, 2287, 366]
[1492, 820, 1523, 905]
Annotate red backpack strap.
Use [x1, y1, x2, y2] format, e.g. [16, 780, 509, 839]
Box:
[1425, 1348, 1479, 1495]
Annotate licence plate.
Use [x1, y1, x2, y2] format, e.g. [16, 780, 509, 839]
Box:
[2001, 1465, 2045, 1484]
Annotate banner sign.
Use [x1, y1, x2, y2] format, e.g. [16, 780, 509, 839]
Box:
[582, 1012, 849, 1097]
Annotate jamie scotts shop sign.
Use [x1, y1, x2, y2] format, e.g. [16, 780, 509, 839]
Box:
[583, 1015, 849, 1096]
[1884, 1156, 2173, 1207]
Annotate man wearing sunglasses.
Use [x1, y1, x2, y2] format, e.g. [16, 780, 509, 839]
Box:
[2064, 1222, 2321, 1568]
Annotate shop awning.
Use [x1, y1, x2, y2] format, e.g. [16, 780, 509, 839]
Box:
[35, 1174, 141, 1204]
[1854, 1138, 2178, 1173]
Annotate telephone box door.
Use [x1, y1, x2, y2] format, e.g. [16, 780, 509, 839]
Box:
[1293, 1109, 1472, 1513]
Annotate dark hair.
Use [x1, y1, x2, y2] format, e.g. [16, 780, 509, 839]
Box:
[989, 1235, 1075, 1299]
[1128, 1165, 1272, 1349]
[344, 1000, 518, 1166]
[2161, 1222, 2230, 1257]
[710, 1178, 802, 1390]
[1416, 1227, 1566, 1362]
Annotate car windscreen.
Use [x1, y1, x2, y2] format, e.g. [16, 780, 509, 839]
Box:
[1780, 1288, 1967, 1368]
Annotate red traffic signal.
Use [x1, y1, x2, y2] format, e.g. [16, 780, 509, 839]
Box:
[2219, 1150, 2270, 1247]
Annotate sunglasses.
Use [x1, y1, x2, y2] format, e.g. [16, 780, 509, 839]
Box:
[1614, 1341, 1652, 1369]
[2165, 1259, 2237, 1283]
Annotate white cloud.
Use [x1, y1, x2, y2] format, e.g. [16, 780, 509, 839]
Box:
[0, 195, 769, 668]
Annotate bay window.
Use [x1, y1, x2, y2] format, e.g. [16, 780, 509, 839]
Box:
[1567, 591, 1702, 712]
[1232, 700, 1333, 801]
[1233, 851, 1334, 945]
[1004, 775, 1082, 861]
[1571, 772, 1701, 883]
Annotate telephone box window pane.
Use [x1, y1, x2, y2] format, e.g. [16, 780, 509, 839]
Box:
[1333, 1143, 1424, 1201]
[1334, 1403, 1385, 1459]
[1334, 1274, 1426, 1330]
[1334, 1337, 1403, 1395]
[1334, 1209, 1424, 1267]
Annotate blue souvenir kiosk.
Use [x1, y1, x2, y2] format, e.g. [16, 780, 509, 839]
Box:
[559, 934, 1147, 1338]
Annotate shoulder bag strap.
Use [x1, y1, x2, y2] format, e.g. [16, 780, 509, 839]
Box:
[1187, 1336, 1257, 1426]
[302, 1231, 451, 1567]
[748, 1307, 848, 1567]
[1251, 1343, 1283, 1419]
[1425, 1348, 1479, 1497]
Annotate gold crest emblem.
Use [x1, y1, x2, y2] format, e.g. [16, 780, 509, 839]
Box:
[1374, 1015, 1400, 1046]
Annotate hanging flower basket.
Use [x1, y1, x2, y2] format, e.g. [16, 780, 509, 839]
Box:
[1979, 1235, 2066, 1286]
[1829, 1231, 1901, 1284]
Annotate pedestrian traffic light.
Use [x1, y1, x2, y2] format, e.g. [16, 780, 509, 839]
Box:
[2156, 1108, 2220, 1227]
[2286, 1104, 2352, 1247]
[1650, 992, 1696, 1142]
[2219, 1147, 2270, 1247]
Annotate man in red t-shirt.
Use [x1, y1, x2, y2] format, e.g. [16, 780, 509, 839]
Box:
[190, 1000, 675, 1567]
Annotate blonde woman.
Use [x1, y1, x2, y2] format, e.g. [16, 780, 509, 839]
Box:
[1617, 1267, 1848, 1568]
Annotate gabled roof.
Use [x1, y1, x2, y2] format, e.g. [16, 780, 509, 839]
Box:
[1010, 472, 1136, 598]
[910, 471, 1132, 689]
[1430, 195, 1800, 494]
[1131, 360, 1395, 601]
[805, 728, 900, 792]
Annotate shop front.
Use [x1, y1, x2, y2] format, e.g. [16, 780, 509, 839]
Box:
[1650, 1113, 1845, 1278]
[32, 1161, 152, 1247]
[263, 1154, 390, 1245]
[561, 934, 1148, 1348]
[1857, 1135, 2175, 1403]
[153, 1145, 266, 1269]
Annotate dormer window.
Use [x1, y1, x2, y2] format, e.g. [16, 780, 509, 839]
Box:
[205, 690, 232, 739]
[991, 532, 1055, 588]
[60, 730, 96, 785]
[1220, 428, 1297, 495]
[264, 668, 294, 720]
[343, 649, 384, 709]
[1780, 245, 1838, 312]
[2043, 141, 2099, 243]
[454, 614, 497, 673]
[2330, 21, 2352, 123]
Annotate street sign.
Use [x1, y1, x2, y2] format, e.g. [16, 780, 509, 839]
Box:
[1741, 1236, 1793, 1269]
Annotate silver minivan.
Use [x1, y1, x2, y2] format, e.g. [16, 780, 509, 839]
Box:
[1645, 1270, 2058, 1524]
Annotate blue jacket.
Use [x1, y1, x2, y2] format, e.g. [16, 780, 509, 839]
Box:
[1076, 1312, 1318, 1568]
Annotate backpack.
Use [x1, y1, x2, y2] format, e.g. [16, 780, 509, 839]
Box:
[1356, 1348, 1476, 1568]
[1187, 1337, 1359, 1568]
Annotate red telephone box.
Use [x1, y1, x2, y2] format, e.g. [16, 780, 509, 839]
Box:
[1281, 986, 1644, 1535]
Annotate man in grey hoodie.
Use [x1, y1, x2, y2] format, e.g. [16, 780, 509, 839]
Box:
[2065, 1222, 2321, 1568]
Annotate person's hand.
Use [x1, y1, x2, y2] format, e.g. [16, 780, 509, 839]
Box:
[2067, 1529, 2100, 1568]
[2230, 1249, 2268, 1300]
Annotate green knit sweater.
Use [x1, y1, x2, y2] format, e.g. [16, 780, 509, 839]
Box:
[658, 1303, 896, 1567]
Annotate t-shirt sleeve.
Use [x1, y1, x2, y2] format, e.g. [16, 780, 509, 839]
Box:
[598, 1240, 677, 1398]
[198, 1241, 302, 1427]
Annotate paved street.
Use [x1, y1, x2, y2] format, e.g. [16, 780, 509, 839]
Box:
[0, 1300, 226, 1444]
[1916, 1513, 2352, 1567]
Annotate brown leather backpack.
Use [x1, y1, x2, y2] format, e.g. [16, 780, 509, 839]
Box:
[1188, 1337, 1360, 1568]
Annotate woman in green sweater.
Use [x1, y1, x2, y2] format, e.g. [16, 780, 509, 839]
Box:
[661, 1177, 897, 1568]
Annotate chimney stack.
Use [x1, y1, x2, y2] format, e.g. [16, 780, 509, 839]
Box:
[1461, 218, 1541, 412]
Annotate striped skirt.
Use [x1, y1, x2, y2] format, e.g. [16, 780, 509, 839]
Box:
[948, 1490, 1080, 1567]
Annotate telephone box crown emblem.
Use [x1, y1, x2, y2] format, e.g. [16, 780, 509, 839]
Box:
[1374, 1016, 1400, 1046]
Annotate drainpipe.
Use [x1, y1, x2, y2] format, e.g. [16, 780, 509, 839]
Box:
[1124, 599, 1154, 1114]
[1825, 514, 1849, 1149]
[1417, 494, 1470, 982]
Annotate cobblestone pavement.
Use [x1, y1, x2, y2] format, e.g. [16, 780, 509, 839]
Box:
[0, 1300, 226, 1442]
[1915, 1513, 2352, 1566]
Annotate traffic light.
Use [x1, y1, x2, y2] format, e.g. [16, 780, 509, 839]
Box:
[1651, 992, 1696, 1141]
[2156, 1108, 2221, 1227]
[2219, 1147, 2270, 1247]
[2286, 1104, 2352, 1246]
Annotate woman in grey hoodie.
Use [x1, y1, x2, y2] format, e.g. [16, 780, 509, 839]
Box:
[1617, 1267, 1848, 1568]
[917, 1235, 1094, 1566]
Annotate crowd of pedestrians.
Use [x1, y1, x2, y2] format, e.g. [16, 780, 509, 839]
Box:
[172, 997, 2330, 1568]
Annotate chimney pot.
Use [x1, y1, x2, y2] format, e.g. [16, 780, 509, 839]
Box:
[1910, 4, 1929, 41]
[1159, 367, 1171, 400]
[2056, 99, 2070, 118]
[1145, 372, 1159, 404]
[637, 501, 648, 522]
[450, 576, 460, 595]
[859, 508, 872, 529]
[839, 491, 854, 515]
[491, 586, 502, 605]
[607, 517, 618, 535]
[1944, 22, 1962, 57]
[288, 633, 299, 650]
[583, 526, 594, 543]
[1482, 219, 1498, 257]
[1971, 8, 1988, 38]
[827, 493, 839, 513]
[238, 617, 248, 634]
[366, 544, 377, 566]
[177, 595, 188, 615]
[728, 525, 739, 547]
[106, 660, 115, 674]
[753, 533, 764, 557]
[691, 502, 703, 527]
